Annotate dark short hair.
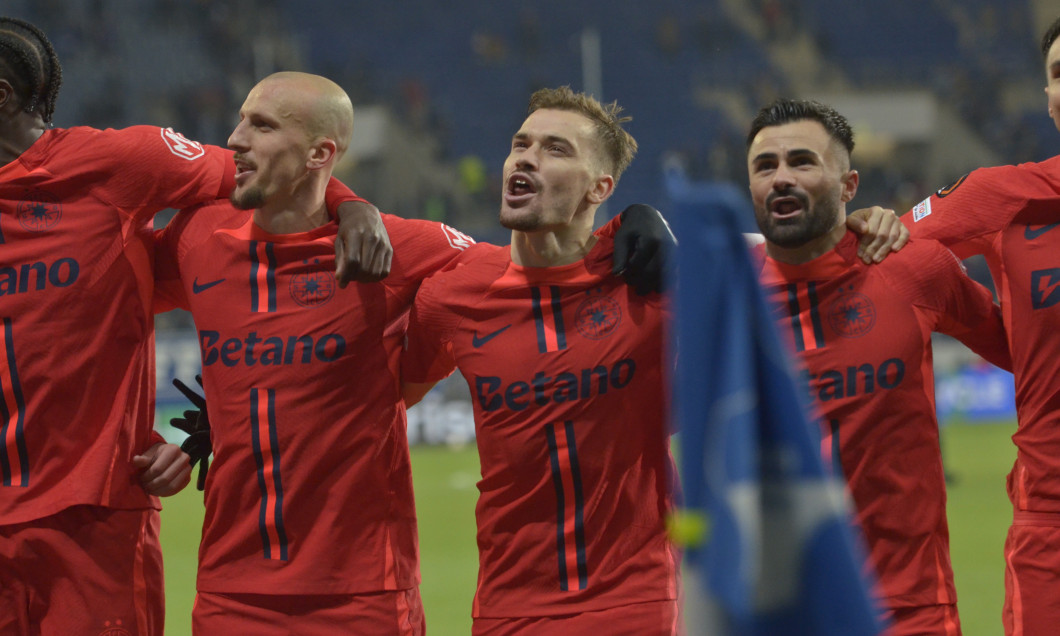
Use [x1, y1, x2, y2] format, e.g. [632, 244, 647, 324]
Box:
[0, 17, 62, 123]
[746, 98, 854, 156]
[1042, 15, 1060, 60]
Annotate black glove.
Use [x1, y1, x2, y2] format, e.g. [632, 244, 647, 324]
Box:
[170, 375, 211, 492]
[612, 203, 676, 295]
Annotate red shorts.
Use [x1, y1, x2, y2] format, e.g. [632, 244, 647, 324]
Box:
[0, 505, 163, 636]
[192, 587, 425, 635]
[1003, 511, 1060, 636]
[471, 599, 680, 636]
[880, 603, 961, 636]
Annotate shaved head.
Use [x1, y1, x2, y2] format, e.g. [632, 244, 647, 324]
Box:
[255, 71, 354, 157]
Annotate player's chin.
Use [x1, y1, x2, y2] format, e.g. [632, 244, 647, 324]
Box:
[230, 186, 265, 211]
[499, 209, 541, 232]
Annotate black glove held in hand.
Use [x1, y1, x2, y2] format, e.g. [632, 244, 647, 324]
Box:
[612, 203, 676, 295]
[170, 375, 211, 491]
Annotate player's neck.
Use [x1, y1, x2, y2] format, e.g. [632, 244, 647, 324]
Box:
[765, 220, 847, 265]
[0, 116, 45, 166]
[252, 178, 330, 234]
[510, 219, 596, 268]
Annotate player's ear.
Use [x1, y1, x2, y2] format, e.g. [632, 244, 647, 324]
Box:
[840, 169, 859, 203]
[307, 138, 338, 171]
[586, 174, 615, 205]
[0, 79, 16, 113]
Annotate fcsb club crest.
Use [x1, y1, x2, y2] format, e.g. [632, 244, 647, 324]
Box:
[575, 289, 621, 340]
[290, 259, 335, 307]
[827, 289, 876, 338]
[17, 189, 62, 232]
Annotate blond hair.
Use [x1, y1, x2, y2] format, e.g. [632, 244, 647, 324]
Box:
[527, 86, 638, 181]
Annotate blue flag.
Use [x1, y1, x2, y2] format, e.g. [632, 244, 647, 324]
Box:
[666, 173, 882, 635]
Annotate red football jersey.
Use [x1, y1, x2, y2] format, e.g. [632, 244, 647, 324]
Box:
[154, 206, 471, 594]
[903, 157, 1060, 511]
[0, 126, 235, 524]
[402, 237, 679, 619]
[757, 231, 1009, 608]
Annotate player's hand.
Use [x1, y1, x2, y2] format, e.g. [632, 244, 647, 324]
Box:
[335, 201, 392, 287]
[133, 442, 192, 497]
[171, 375, 212, 492]
[613, 203, 676, 295]
[846, 206, 909, 264]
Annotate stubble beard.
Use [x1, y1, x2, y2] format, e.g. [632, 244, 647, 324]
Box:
[499, 204, 544, 232]
[230, 185, 266, 211]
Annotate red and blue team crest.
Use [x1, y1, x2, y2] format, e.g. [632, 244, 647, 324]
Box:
[17, 189, 61, 232]
[826, 288, 876, 338]
[575, 288, 621, 340]
[289, 259, 335, 307]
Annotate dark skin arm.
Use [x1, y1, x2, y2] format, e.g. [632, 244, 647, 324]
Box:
[335, 201, 393, 286]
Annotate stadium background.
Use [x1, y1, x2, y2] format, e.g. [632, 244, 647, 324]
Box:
[7, 0, 1047, 633]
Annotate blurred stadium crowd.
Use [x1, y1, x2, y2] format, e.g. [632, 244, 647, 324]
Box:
[10, 0, 1051, 339]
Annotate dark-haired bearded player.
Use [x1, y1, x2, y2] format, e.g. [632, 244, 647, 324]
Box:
[749, 98, 1010, 635]
[0, 16, 389, 636]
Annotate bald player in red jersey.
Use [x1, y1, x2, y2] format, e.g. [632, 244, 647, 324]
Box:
[897, 17, 1060, 635]
[153, 71, 461, 634]
[746, 99, 1010, 636]
[401, 87, 680, 636]
[0, 18, 388, 636]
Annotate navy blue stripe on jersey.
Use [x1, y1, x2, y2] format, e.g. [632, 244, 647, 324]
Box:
[531, 286, 567, 353]
[545, 424, 570, 591]
[0, 318, 28, 487]
[545, 421, 589, 591]
[807, 281, 826, 347]
[250, 389, 270, 557]
[249, 241, 279, 313]
[550, 286, 567, 351]
[785, 284, 806, 351]
[266, 389, 289, 560]
[532, 287, 548, 354]
[563, 420, 589, 589]
[250, 388, 289, 560]
[249, 241, 260, 312]
[829, 419, 842, 477]
[265, 243, 277, 312]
